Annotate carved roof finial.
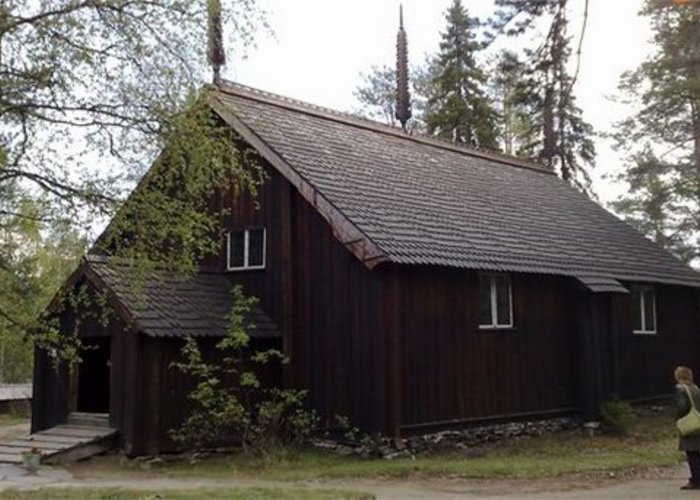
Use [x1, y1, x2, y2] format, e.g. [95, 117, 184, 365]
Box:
[396, 4, 412, 131]
[208, 0, 226, 85]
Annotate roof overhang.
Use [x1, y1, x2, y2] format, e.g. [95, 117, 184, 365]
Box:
[575, 275, 630, 294]
[45, 256, 281, 339]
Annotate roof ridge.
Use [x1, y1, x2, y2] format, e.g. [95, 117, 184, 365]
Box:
[212, 80, 554, 175]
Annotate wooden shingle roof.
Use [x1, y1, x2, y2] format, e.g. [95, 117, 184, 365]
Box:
[211, 81, 700, 288]
[79, 256, 280, 339]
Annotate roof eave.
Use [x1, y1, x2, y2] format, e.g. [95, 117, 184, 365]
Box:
[43, 256, 142, 334]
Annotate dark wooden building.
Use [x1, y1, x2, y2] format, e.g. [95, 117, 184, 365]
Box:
[33, 82, 700, 456]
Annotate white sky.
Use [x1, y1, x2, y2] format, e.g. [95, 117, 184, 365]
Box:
[226, 0, 654, 204]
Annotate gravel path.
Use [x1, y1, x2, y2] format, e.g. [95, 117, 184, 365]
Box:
[0, 464, 695, 499]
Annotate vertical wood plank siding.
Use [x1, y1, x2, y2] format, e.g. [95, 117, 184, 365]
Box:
[617, 285, 700, 400]
[207, 163, 386, 432]
[129, 337, 282, 456]
[398, 269, 579, 428]
[215, 163, 582, 431]
[31, 281, 136, 449]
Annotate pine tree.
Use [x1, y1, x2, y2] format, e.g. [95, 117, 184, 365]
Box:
[613, 0, 700, 261]
[610, 148, 696, 262]
[491, 0, 595, 188]
[490, 51, 537, 155]
[354, 65, 399, 126]
[354, 62, 432, 133]
[424, 0, 498, 150]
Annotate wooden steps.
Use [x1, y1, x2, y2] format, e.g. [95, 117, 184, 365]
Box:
[0, 413, 117, 465]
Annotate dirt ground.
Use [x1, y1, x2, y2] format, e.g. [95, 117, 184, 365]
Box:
[0, 423, 29, 442]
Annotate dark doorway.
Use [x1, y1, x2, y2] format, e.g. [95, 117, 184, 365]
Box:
[77, 337, 111, 413]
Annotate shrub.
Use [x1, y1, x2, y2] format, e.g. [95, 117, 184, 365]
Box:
[245, 388, 319, 459]
[599, 399, 635, 436]
[170, 285, 318, 458]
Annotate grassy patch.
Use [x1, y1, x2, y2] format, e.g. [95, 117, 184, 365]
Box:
[70, 407, 683, 482]
[0, 487, 373, 500]
[0, 414, 27, 427]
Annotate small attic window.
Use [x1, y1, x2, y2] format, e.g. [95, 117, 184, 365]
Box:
[227, 228, 266, 271]
[632, 286, 656, 335]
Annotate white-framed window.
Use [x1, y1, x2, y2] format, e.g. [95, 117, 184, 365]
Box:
[227, 227, 266, 271]
[479, 273, 513, 329]
[632, 286, 656, 335]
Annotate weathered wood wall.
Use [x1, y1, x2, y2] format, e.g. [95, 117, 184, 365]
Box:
[126, 336, 283, 456]
[31, 347, 69, 432]
[289, 191, 386, 432]
[32, 280, 135, 443]
[210, 162, 588, 434]
[207, 164, 388, 433]
[397, 269, 579, 430]
[616, 284, 700, 400]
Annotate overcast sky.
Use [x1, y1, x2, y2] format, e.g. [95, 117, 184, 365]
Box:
[225, 0, 654, 204]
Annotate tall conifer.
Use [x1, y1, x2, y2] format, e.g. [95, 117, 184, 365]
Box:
[491, 0, 595, 188]
[424, 0, 498, 150]
[612, 0, 700, 261]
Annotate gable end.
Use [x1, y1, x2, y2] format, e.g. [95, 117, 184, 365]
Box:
[210, 95, 389, 269]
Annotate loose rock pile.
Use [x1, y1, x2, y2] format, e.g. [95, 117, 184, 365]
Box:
[311, 416, 581, 459]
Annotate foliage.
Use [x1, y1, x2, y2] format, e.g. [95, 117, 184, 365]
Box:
[354, 65, 403, 128]
[170, 285, 318, 458]
[354, 63, 431, 133]
[491, 0, 596, 189]
[0, 195, 87, 382]
[354, 0, 594, 177]
[610, 148, 696, 262]
[97, 95, 265, 275]
[354, 1, 499, 148]
[1, 0, 263, 191]
[489, 50, 538, 156]
[599, 399, 635, 436]
[0, 0, 265, 358]
[612, 0, 700, 262]
[424, 0, 498, 150]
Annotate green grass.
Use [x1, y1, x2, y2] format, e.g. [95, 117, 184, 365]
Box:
[0, 487, 373, 500]
[70, 407, 684, 482]
[0, 414, 27, 427]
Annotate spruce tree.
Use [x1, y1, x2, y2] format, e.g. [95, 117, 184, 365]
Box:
[424, 0, 498, 150]
[490, 50, 537, 155]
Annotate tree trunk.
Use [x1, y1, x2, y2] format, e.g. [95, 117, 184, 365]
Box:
[693, 109, 700, 177]
[691, 102, 700, 211]
[543, 86, 556, 169]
